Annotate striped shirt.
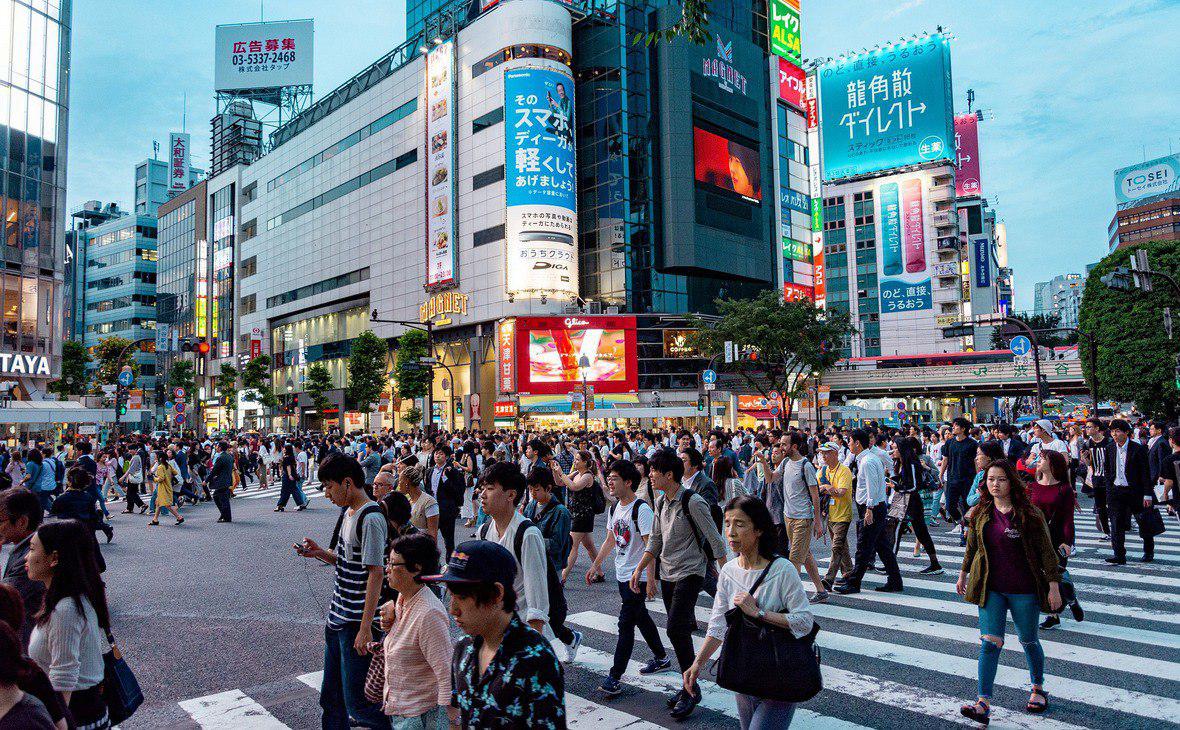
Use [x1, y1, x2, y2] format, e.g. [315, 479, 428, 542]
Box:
[327, 503, 388, 629]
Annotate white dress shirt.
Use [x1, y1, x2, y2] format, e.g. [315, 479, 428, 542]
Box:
[1114, 439, 1129, 487]
[855, 448, 887, 507]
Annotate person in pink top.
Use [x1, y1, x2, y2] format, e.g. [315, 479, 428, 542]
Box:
[378, 533, 456, 729]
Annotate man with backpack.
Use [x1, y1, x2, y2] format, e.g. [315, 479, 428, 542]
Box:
[476, 460, 583, 662]
[294, 453, 390, 730]
[588, 459, 670, 697]
[631, 448, 726, 720]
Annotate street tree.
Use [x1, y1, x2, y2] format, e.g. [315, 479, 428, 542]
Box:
[347, 330, 389, 429]
[217, 364, 239, 415]
[89, 336, 138, 395]
[241, 354, 278, 427]
[304, 363, 334, 416]
[1079, 238, 1180, 418]
[404, 405, 423, 428]
[394, 329, 431, 428]
[167, 360, 196, 398]
[689, 290, 854, 427]
[989, 311, 1077, 349]
[49, 340, 90, 397]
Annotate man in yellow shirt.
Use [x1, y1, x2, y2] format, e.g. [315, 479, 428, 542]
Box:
[818, 442, 854, 590]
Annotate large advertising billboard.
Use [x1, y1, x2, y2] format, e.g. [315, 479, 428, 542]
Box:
[425, 42, 457, 288]
[504, 67, 578, 298]
[693, 127, 762, 202]
[1114, 153, 1180, 208]
[168, 133, 190, 193]
[778, 58, 806, 110]
[514, 316, 638, 395]
[953, 114, 982, 197]
[769, 0, 802, 66]
[214, 20, 313, 92]
[877, 176, 932, 314]
[818, 34, 955, 181]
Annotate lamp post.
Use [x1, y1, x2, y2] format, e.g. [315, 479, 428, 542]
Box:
[578, 354, 590, 432]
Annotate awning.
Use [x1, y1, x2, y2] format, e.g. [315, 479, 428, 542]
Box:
[526, 406, 723, 419]
[741, 410, 776, 420]
[0, 401, 117, 424]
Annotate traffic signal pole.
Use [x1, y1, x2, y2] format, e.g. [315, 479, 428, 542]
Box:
[109, 337, 155, 440]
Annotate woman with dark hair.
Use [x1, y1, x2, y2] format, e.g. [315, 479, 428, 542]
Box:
[552, 449, 605, 583]
[711, 456, 742, 502]
[377, 533, 456, 728]
[890, 436, 941, 573]
[683, 496, 813, 728]
[275, 444, 307, 512]
[0, 622, 57, 729]
[26, 520, 113, 729]
[966, 440, 1007, 511]
[1031, 450, 1084, 630]
[956, 460, 1062, 723]
[0, 584, 68, 730]
[52, 468, 109, 545]
[632, 454, 654, 507]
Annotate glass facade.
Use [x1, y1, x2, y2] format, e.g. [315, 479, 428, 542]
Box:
[210, 183, 235, 358]
[0, 0, 70, 369]
[269, 305, 369, 394]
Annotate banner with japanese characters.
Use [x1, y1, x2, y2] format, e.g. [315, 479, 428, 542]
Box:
[214, 20, 313, 92]
[818, 33, 954, 181]
[425, 42, 457, 288]
[168, 133, 190, 193]
[504, 67, 578, 298]
[877, 176, 932, 315]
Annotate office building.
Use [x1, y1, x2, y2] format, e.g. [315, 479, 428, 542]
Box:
[1033, 273, 1084, 329]
[134, 156, 202, 216]
[1109, 153, 1180, 251]
[0, 0, 71, 399]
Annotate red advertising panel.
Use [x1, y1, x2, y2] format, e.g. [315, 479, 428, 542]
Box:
[778, 58, 806, 110]
[249, 339, 262, 359]
[954, 114, 982, 197]
[783, 283, 814, 302]
[498, 319, 517, 393]
[493, 401, 517, 418]
[901, 178, 926, 273]
[514, 316, 638, 394]
[693, 127, 762, 202]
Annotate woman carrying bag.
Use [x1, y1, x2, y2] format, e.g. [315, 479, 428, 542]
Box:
[683, 496, 817, 729]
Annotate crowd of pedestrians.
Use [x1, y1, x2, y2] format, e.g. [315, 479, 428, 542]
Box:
[0, 411, 1173, 728]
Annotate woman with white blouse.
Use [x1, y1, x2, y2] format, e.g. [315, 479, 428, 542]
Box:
[683, 495, 814, 729]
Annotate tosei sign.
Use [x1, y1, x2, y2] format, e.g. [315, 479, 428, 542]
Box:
[818, 34, 955, 181]
[214, 19, 313, 92]
[1114, 153, 1180, 207]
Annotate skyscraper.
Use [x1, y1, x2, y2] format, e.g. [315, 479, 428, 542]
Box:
[0, 0, 71, 397]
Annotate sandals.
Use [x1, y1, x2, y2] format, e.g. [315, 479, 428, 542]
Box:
[1027, 689, 1048, 714]
[175, 517, 185, 526]
[148, 521, 160, 526]
[960, 699, 990, 725]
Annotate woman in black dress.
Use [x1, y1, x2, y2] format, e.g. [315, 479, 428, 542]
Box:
[552, 449, 605, 583]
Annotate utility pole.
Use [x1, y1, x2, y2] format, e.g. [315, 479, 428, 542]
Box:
[370, 310, 434, 433]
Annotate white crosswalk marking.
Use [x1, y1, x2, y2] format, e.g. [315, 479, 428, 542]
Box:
[179, 689, 293, 729]
[566, 692, 665, 729]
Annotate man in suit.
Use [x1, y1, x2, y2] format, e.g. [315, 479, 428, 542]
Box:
[679, 447, 718, 506]
[1148, 419, 1171, 487]
[997, 424, 1030, 464]
[0, 488, 44, 647]
[1107, 419, 1155, 564]
[429, 444, 467, 558]
[209, 441, 236, 523]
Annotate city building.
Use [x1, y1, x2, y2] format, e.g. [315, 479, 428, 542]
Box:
[1033, 273, 1084, 329]
[134, 155, 202, 216]
[1109, 153, 1180, 251]
[0, 0, 71, 400]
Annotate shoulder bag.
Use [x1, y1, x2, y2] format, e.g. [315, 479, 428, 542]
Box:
[715, 558, 823, 703]
[364, 640, 386, 704]
[1135, 505, 1166, 539]
[590, 477, 607, 514]
[103, 629, 144, 725]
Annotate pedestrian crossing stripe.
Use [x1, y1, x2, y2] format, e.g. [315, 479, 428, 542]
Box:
[907, 542, 1180, 586]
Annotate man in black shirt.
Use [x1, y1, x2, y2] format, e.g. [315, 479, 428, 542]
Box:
[939, 417, 978, 524]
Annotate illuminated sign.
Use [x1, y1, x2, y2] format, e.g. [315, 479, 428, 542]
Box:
[0, 353, 50, 376]
[954, 114, 982, 197]
[769, 0, 802, 66]
[703, 34, 749, 95]
[419, 290, 468, 322]
[1114, 153, 1180, 206]
[818, 34, 955, 181]
[498, 319, 516, 393]
[662, 330, 702, 359]
[494, 401, 518, 418]
[877, 176, 932, 314]
[426, 42, 457, 288]
[783, 283, 813, 302]
[514, 316, 638, 395]
[169, 133, 190, 192]
[778, 58, 806, 109]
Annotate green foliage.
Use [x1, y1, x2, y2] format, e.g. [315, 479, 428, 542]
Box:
[241, 354, 278, 410]
[304, 363, 334, 414]
[404, 405, 423, 428]
[49, 341, 89, 397]
[90, 336, 138, 394]
[989, 312, 1078, 350]
[167, 360, 196, 397]
[347, 330, 389, 414]
[689, 290, 854, 425]
[218, 364, 239, 408]
[634, 0, 710, 46]
[394, 328, 431, 400]
[1079, 239, 1180, 417]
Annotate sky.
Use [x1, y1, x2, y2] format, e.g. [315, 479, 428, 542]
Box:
[66, 0, 1180, 311]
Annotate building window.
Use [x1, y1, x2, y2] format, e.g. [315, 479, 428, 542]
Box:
[473, 224, 505, 247]
[240, 293, 256, 315]
[471, 45, 570, 79]
[472, 165, 505, 191]
[266, 150, 417, 230]
[240, 218, 257, 242]
[266, 268, 370, 309]
[241, 181, 258, 204]
[472, 107, 504, 134]
[240, 256, 257, 278]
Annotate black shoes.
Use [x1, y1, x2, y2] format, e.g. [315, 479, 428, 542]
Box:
[874, 583, 903, 593]
[1069, 600, 1085, 623]
[833, 582, 861, 595]
[1141, 555, 1154, 563]
[670, 686, 701, 720]
[1039, 615, 1060, 630]
[1105, 557, 1126, 565]
[821, 578, 833, 592]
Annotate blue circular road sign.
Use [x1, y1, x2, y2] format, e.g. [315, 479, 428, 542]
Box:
[117, 371, 134, 387]
[175, 402, 186, 414]
[702, 369, 718, 384]
[1009, 335, 1032, 357]
[174, 414, 186, 425]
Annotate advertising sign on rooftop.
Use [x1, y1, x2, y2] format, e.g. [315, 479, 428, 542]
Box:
[954, 114, 982, 197]
[769, 0, 802, 66]
[1114, 153, 1180, 208]
[818, 34, 955, 181]
[214, 19, 313, 92]
[168, 133, 190, 193]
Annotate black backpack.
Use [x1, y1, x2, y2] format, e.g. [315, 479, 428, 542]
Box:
[609, 497, 646, 527]
[329, 503, 397, 605]
[479, 519, 568, 629]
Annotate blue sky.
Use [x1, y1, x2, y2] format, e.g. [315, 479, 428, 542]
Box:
[66, 0, 1180, 310]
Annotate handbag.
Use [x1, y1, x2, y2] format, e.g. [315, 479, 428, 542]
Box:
[887, 490, 909, 521]
[715, 558, 823, 703]
[103, 630, 143, 725]
[1134, 506, 1166, 539]
[363, 641, 386, 704]
[590, 479, 607, 515]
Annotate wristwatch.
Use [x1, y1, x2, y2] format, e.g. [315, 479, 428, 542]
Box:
[757, 609, 766, 620]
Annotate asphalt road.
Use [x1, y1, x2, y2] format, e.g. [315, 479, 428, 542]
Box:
[5, 483, 1177, 729]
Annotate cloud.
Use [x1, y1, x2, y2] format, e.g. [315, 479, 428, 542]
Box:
[884, 0, 928, 20]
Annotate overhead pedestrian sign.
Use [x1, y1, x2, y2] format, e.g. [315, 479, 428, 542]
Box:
[1009, 335, 1032, 357]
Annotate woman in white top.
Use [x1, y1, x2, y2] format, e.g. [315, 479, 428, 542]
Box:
[684, 495, 813, 729]
[25, 520, 112, 730]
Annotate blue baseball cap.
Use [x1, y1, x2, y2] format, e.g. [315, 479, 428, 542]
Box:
[421, 540, 517, 586]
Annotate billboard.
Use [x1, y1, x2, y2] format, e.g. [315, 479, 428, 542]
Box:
[504, 67, 578, 298]
[214, 20, 313, 92]
[877, 176, 932, 314]
[973, 237, 991, 288]
[693, 127, 762, 202]
[769, 0, 802, 66]
[168, 133, 190, 193]
[818, 34, 955, 181]
[953, 114, 982, 197]
[514, 316, 638, 395]
[778, 58, 806, 110]
[783, 283, 813, 302]
[425, 42, 457, 288]
[1114, 153, 1180, 207]
[498, 319, 516, 393]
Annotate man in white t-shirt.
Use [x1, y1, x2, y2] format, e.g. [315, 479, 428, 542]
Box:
[587, 459, 669, 696]
[1027, 419, 1069, 469]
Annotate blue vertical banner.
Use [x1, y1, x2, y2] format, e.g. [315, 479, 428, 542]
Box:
[504, 67, 578, 299]
[973, 237, 991, 288]
[880, 181, 902, 275]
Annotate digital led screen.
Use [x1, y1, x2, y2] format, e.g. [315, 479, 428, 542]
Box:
[693, 127, 762, 202]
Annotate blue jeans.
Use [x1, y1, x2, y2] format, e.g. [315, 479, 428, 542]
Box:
[977, 591, 1045, 699]
[390, 707, 444, 730]
[736, 693, 796, 729]
[321, 623, 389, 729]
[87, 485, 110, 518]
[295, 478, 308, 504]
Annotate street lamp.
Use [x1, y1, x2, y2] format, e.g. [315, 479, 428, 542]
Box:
[578, 354, 590, 431]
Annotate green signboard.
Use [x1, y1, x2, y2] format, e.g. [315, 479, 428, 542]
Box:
[783, 237, 810, 262]
[769, 0, 802, 66]
[810, 197, 823, 232]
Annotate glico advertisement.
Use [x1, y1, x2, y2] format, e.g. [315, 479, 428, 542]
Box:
[876, 175, 932, 314]
[513, 316, 638, 395]
[818, 34, 954, 181]
[504, 67, 578, 299]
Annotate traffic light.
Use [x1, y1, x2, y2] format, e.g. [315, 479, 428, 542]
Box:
[1100, 267, 1134, 292]
[1174, 354, 1180, 391]
[195, 339, 211, 355]
[697, 395, 706, 411]
[180, 337, 194, 353]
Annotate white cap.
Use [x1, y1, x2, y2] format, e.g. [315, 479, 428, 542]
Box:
[1034, 419, 1054, 433]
